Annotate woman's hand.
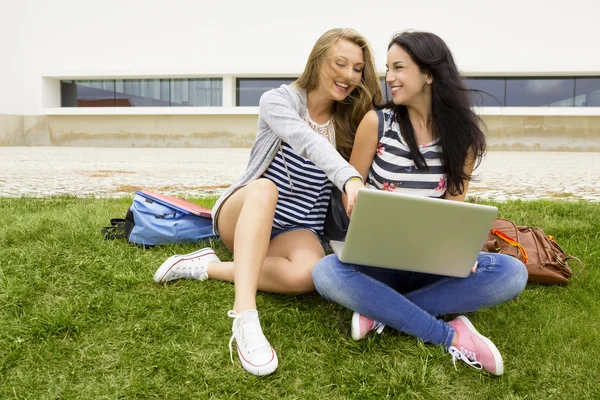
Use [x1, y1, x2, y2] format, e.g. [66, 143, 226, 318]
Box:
[344, 179, 365, 218]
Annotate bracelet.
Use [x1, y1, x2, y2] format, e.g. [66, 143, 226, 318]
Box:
[343, 176, 363, 193]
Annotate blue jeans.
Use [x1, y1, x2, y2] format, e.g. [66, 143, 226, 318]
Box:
[312, 252, 528, 347]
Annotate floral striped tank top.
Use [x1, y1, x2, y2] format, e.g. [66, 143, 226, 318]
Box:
[367, 108, 447, 197]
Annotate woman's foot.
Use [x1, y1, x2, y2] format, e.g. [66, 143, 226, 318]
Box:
[228, 309, 278, 376]
[153, 248, 220, 283]
[447, 315, 504, 375]
[351, 312, 385, 341]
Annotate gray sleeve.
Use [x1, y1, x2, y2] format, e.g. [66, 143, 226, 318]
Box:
[259, 89, 361, 191]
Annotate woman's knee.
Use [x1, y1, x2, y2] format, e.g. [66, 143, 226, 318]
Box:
[247, 178, 278, 205]
[217, 179, 278, 248]
[312, 255, 345, 296]
[489, 253, 528, 298]
[507, 256, 529, 295]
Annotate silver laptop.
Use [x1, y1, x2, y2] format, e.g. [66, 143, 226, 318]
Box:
[330, 190, 498, 278]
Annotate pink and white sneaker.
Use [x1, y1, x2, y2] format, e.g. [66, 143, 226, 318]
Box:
[228, 309, 278, 376]
[153, 248, 219, 283]
[447, 315, 504, 375]
[351, 312, 385, 341]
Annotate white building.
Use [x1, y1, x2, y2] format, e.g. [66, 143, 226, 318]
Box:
[1, 0, 599, 150]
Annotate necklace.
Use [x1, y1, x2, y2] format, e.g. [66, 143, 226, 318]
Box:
[304, 109, 336, 145]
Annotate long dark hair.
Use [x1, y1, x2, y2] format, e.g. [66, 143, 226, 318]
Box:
[377, 31, 486, 195]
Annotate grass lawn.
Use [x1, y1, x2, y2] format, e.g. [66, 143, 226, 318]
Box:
[0, 196, 599, 399]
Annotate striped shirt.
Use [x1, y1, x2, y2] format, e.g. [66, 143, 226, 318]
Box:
[367, 108, 447, 197]
[261, 142, 333, 235]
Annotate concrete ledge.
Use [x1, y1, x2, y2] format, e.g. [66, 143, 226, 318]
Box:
[0, 115, 25, 145]
[21, 114, 259, 147]
[477, 107, 600, 116]
[43, 107, 260, 116]
[482, 115, 600, 151]
[3, 113, 600, 151]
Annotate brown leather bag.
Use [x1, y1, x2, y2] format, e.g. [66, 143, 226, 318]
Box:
[481, 218, 584, 285]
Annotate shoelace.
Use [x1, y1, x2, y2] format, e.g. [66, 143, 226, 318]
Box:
[172, 259, 209, 280]
[372, 321, 385, 335]
[448, 345, 483, 371]
[227, 310, 270, 364]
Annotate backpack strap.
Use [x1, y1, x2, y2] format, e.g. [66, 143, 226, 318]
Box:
[560, 255, 586, 278]
[101, 218, 128, 240]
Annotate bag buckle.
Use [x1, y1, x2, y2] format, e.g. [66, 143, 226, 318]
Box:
[155, 212, 178, 219]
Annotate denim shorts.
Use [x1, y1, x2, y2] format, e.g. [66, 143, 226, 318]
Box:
[270, 226, 320, 241]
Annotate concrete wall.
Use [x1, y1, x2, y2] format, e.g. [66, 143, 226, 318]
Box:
[0, 115, 25, 145]
[6, 114, 599, 151]
[2, 0, 599, 148]
[9, 115, 258, 147]
[484, 116, 600, 151]
[18, 0, 600, 114]
[0, 2, 24, 115]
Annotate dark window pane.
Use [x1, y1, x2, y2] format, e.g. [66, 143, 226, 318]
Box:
[115, 79, 170, 106]
[380, 77, 392, 103]
[60, 80, 115, 107]
[506, 78, 575, 107]
[237, 78, 296, 106]
[575, 78, 600, 107]
[466, 78, 505, 106]
[60, 81, 78, 107]
[171, 78, 222, 106]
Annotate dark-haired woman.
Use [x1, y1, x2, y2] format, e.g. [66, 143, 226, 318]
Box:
[312, 31, 528, 376]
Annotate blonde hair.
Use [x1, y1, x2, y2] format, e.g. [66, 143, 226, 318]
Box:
[295, 28, 382, 160]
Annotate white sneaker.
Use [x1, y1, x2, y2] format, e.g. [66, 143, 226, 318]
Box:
[351, 312, 385, 341]
[153, 248, 219, 283]
[228, 309, 278, 376]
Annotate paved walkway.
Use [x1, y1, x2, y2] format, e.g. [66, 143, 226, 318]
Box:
[1, 147, 599, 201]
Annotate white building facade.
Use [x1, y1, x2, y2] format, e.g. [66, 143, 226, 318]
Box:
[1, 0, 599, 150]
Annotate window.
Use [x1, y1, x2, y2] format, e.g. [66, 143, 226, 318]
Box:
[505, 78, 575, 107]
[60, 78, 222, 107]
[466, 78, 506, 107]
[380, 77, 392, 103]
[59, 76, 600, 108]
[236, 78, 296, 106]
[115, 79, 170, 106]
[171, 78, 222, 106]
[574, 78, 600, 107]
[61, 80, 115, 107]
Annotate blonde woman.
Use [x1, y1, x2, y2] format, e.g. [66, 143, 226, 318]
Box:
[154, 28, 382, 376]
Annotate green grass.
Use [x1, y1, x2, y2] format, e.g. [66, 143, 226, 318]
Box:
[0, 196, 599, 399]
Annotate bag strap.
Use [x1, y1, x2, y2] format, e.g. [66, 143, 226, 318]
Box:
[101, 218, 128, 240]
[485, 239, 501, 252]
[110, 218, 126, 229]
[490, 229, 529, 263]
[559, 254, 586, 279]
[546, 233, 587, 278]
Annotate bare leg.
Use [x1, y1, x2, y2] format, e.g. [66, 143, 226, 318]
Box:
[216, 179, 325, 311]
[217, 179, 277, 312]
[214, 178, 325, 376]
[207, 229, 324, 294]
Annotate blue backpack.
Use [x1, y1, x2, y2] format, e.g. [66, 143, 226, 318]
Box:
[102, 191, 218, 247]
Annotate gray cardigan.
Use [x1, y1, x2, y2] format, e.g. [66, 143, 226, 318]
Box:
[211, 84, 361, 234]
